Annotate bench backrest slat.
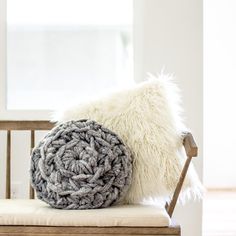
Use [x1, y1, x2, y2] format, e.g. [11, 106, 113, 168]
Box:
[29, 130, 35, 199]
[6, 130, 11, 199]
[0, 121, 54, 199]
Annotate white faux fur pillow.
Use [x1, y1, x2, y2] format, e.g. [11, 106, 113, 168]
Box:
[53, 74, 203, 204]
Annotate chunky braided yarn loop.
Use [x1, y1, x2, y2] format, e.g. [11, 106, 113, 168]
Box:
[30, 120, 132, 209]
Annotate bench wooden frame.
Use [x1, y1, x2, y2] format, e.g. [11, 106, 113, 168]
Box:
[0, 120, 198, 236]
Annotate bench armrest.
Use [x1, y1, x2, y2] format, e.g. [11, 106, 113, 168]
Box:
[166, 132, 198, 217]
[182, 132, 198, 157]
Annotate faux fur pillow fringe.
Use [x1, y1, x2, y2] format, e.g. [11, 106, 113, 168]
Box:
[52, 74, 203, 204]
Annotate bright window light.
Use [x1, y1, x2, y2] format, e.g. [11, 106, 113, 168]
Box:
[7, 0, 133, 110]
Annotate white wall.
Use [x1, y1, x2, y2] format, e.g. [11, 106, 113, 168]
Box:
[204, 0, 236, 188]
[134, 1, 203, 236]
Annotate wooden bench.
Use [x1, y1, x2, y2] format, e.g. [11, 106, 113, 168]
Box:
[0, 120, 198, 236]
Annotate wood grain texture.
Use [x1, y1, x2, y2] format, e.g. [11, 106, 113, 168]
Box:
[182, 132, 198, 157]
[166, 132, 198, 217]
[167, 156, 192, 217]
[29, 130, 35, 199]
[5, 130, 11, 199]
[0, 234, 179, 236]
[0, 226, 180, 235]
[0, 233, 180, 236]
[0, 121, 54, 130]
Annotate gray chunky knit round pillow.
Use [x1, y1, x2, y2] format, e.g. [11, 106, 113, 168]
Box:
[30, 120, 132, 209]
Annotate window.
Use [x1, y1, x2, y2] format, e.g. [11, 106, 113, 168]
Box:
[6, 0, 133, 110]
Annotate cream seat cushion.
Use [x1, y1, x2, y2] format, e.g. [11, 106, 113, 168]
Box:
[0, 200, 171, 227]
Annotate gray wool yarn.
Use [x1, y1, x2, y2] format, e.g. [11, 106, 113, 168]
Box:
[30, 120, 132, 210]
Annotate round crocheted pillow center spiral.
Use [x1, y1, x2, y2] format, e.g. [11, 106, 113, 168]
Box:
[30, 120, 132, 209]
